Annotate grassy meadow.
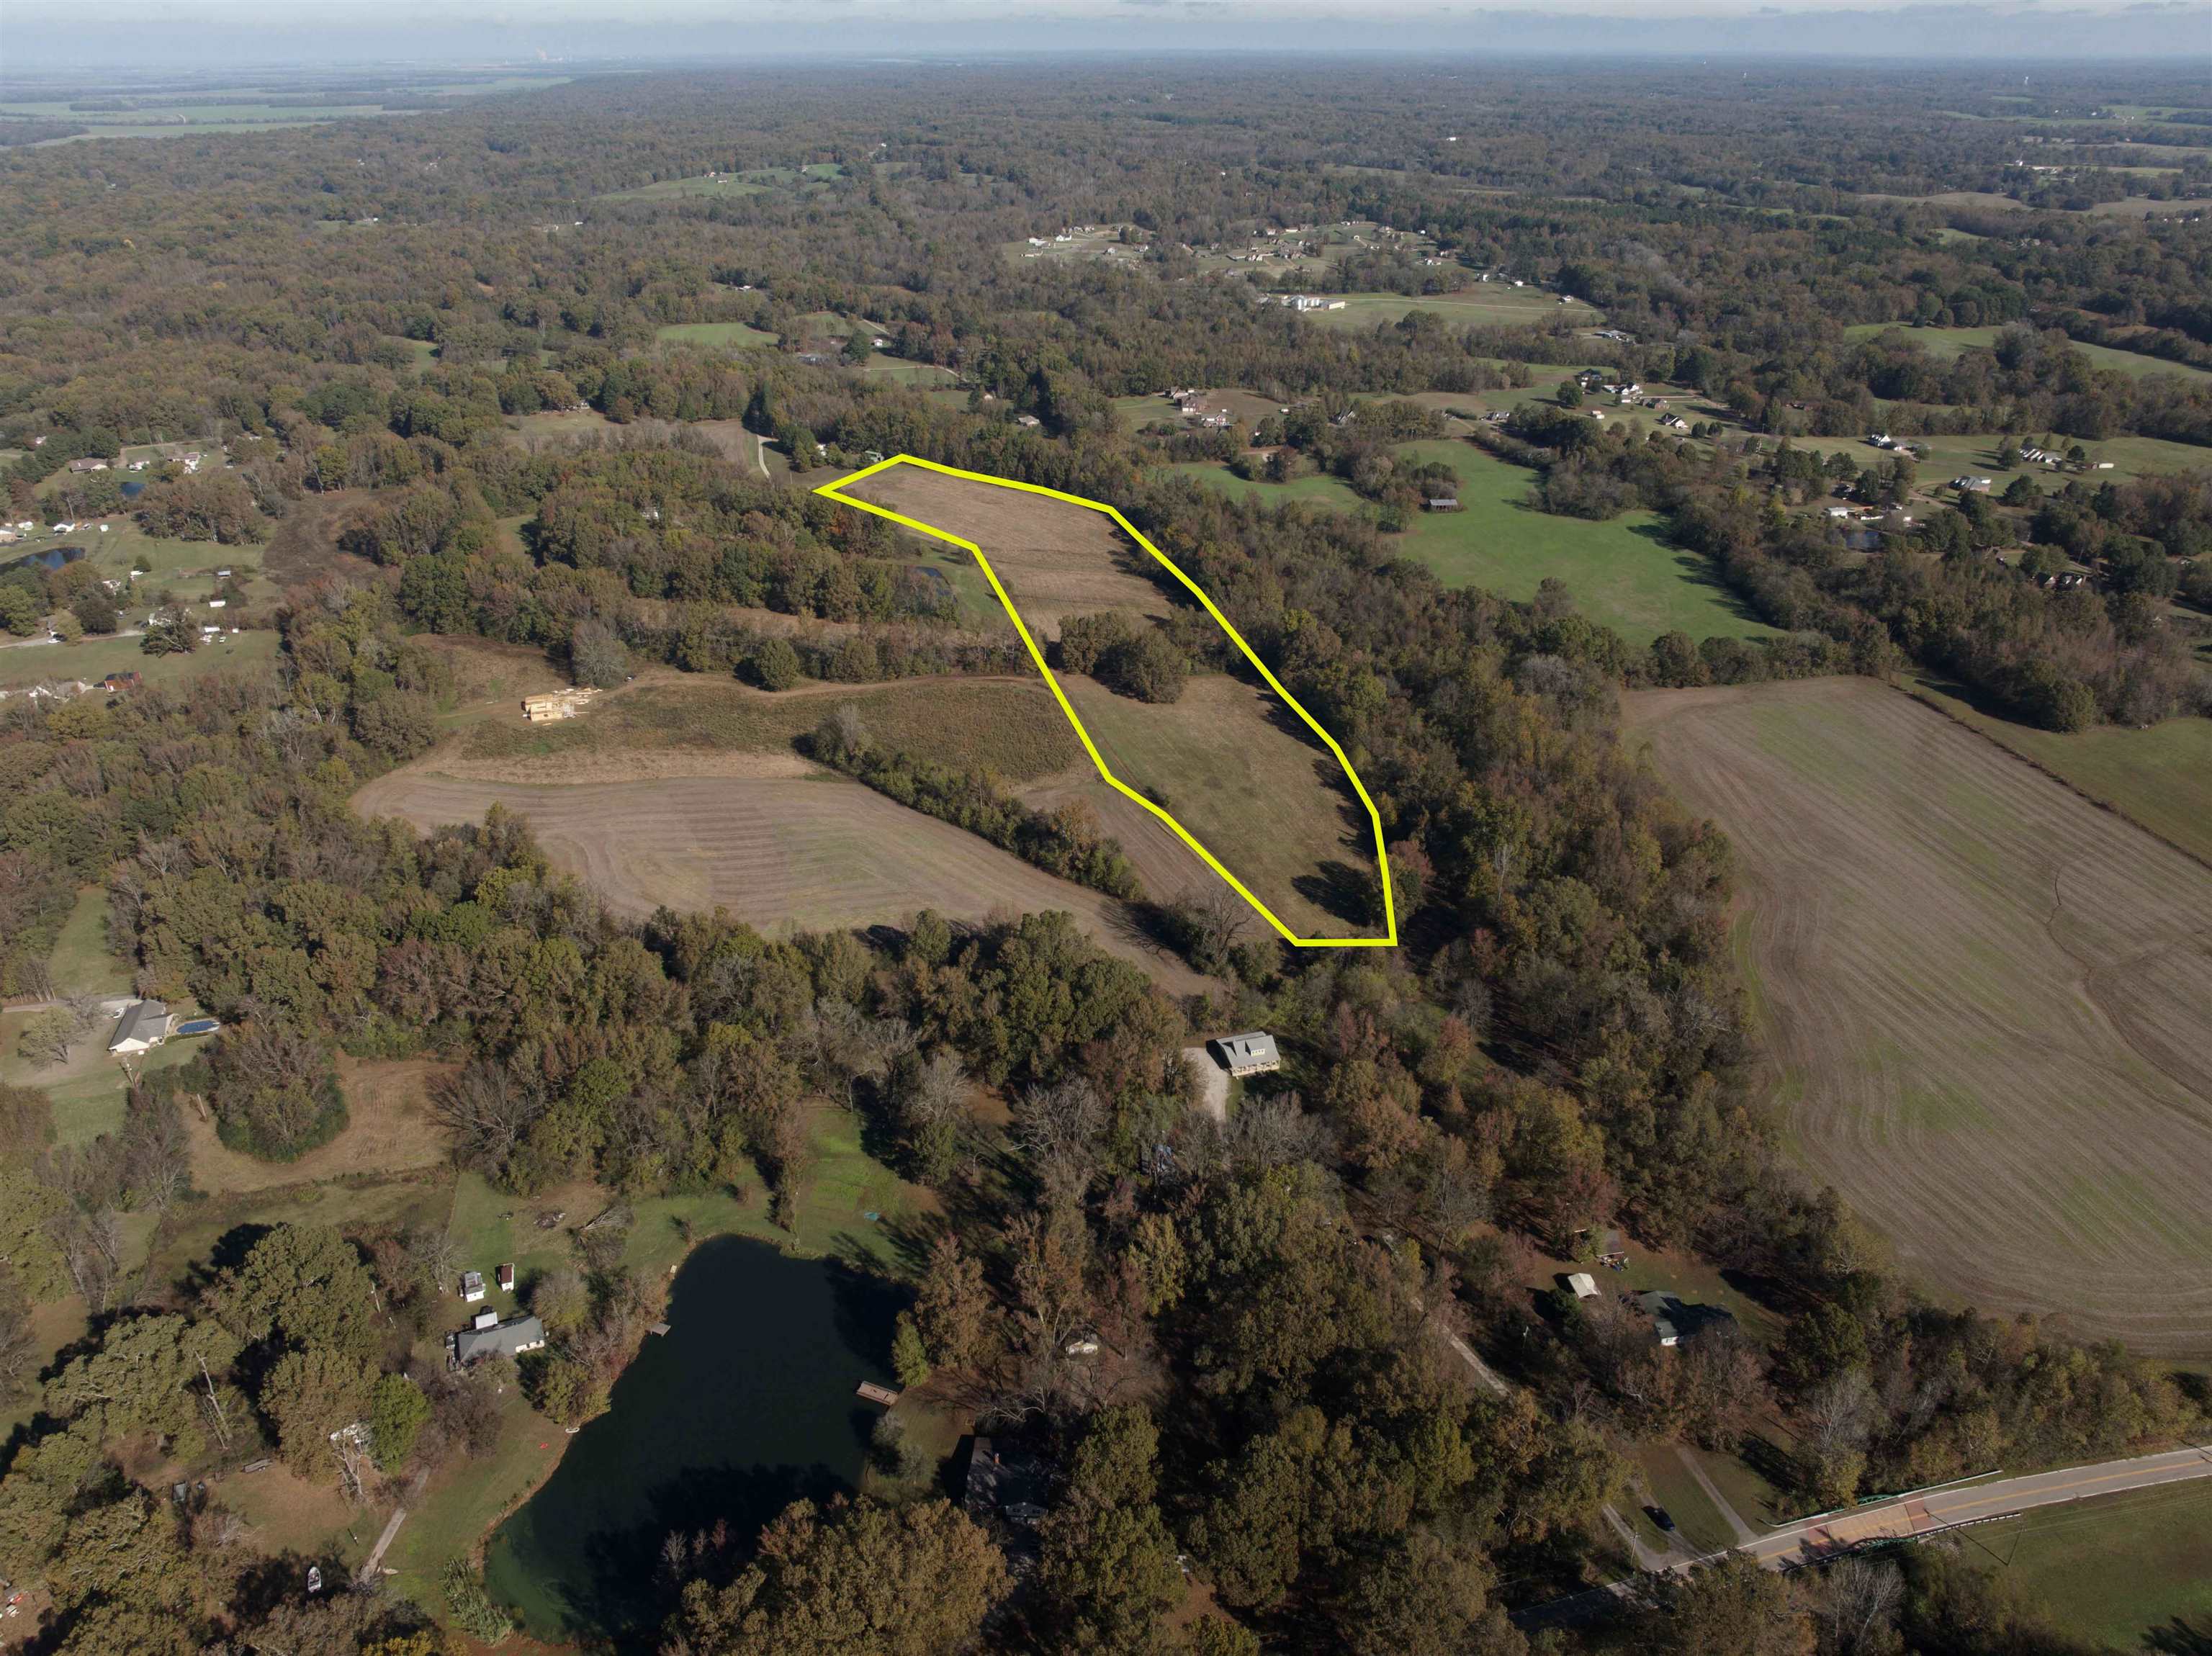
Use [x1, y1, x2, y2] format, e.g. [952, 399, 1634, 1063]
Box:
[1972, 1478, 2212, 1650]
[1394, 442, 1776, 644]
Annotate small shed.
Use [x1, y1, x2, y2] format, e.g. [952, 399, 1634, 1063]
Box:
[496, 1263, 515, 1292]
[460, 1270, 485, 1303]
[1568, 1272, 1599, 1300]
[1211, 1032, 1281, 1077]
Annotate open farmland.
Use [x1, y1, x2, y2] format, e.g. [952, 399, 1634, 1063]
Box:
[1625, 677, 2212, 1356]
[349, 770, 1206, 993]
[837, 461, 1387, 941]
[1907, 678, 2212, 867]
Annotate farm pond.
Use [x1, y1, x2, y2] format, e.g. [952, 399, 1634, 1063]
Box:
[483, 1236, 902, 1642]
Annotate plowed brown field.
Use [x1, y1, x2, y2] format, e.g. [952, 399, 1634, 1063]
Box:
[1625, 678, 2212, 1356]
[351, 770, 1207, 994]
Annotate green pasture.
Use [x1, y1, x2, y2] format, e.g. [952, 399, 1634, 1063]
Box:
[1392, 443, 1777, 645]
[0, 629, 279, 693]
[1159, 460, 1364, 510]
[1301, 287, 1599, 330]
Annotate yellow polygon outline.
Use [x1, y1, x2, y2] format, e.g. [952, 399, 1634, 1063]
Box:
[813, 454, 1396, 948]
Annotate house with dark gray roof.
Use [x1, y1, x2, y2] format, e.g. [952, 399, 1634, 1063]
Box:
[449, 1313, 546, 1366]
[108, 999, 171, 1055]
[1211, 1031, 1281, 1077]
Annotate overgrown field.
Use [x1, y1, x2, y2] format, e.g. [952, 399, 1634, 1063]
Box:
[840, 462, 1386, 940]
[349, 769, 1205, 992]
[1625, 677, 2212, 1356]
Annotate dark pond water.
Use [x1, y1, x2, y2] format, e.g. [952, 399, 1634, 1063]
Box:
[1, 544, 83, 575]
[483, 1236, 901, 1645]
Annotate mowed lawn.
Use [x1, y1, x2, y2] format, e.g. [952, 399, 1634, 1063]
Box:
[1978, 1478, 2212, 1651]
[1906, 678, 2212, 866]
[1393, 444, 1777, 645]
[1625, 678, 2212, 1356]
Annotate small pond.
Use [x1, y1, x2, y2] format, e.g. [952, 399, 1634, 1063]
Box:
[483, 1236, 901, 1644]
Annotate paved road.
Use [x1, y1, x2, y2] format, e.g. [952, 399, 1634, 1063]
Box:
[1738, 1445, 2212, 1568]
[1438, 1308, 2212, 1626]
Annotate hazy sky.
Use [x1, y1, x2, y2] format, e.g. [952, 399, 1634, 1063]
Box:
[4, 0, 2208, 71]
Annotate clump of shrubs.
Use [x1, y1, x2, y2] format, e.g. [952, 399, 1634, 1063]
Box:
[1058, 611, 1187, 703]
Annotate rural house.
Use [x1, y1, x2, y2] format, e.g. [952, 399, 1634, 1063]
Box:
[107, 999, 171, 1055]
[449, 1313, 547, 1366]
[1211, 1031, 1281, 1077]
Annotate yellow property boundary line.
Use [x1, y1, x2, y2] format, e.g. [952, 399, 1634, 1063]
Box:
[813, 455, 1397, 948]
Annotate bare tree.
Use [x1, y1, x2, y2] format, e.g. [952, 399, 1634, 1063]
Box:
[51, 1207, 125, 1313]
[430, 1061, 539, 1172]
[1799, 1367, 1879, 1458]
[1809, 1557, 1902, 1656]
[1015, 1078, 1106, 1211]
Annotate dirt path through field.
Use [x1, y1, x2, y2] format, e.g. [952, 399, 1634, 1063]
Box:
[1625, 677, 2212, 1356]
[352, 768, 1208, 995]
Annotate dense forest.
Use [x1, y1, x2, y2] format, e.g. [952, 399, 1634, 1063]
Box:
[1, 55, 2208, 1656]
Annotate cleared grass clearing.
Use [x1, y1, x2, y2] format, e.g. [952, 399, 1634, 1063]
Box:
[1842, 322, 2212, 386]
[0, 629, 278, 693]
[349, 769, 1207, 993]
[837, 462, 1385, 941]
[45, 886, 129, 997]
[1159, 460, 1366, 510]
[846, 463, 1169, 637]
[1054, 675, 1377, 938]
[654, 320, 780, 349]
[183, 1057, 454, 1196]
[1626, 678, 2212, 1356]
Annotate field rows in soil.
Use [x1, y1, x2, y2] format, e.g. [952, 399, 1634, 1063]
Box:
[1625, 677, 2212, 1356]
[350, 769, 1207, 995]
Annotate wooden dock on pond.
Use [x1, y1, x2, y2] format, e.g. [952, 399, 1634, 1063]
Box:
[855, 1382, 901, 1407]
